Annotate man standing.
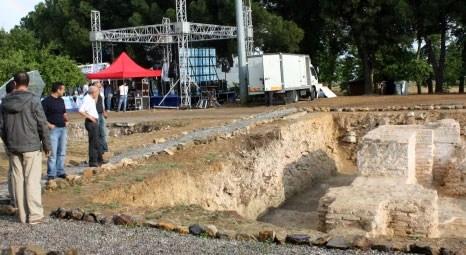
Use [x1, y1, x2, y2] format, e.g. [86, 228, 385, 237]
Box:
[0, 72, 50, 224]
[42, 82, 68, 181]
[104, 82, 113, 111]
[79, 86, 103, 167]
[3, 80, 16, 209]
[117, 81, 128, 112]
[94, 82, 109, 154]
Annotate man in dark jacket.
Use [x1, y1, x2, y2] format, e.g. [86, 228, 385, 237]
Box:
[0, 72, 51, 224]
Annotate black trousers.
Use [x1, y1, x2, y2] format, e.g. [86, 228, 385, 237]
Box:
[85, 119, 103, 166]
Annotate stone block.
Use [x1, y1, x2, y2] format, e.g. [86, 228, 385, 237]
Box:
[357, 126, 417, 183]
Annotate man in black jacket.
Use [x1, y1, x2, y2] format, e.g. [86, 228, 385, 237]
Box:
[0, 72, 51, 224]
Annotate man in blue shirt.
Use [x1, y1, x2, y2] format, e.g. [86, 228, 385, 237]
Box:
[41, 82, 69, 181]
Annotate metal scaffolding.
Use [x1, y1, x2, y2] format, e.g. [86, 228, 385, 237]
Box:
[244, 0, 254, 56]
[90, 10, 102, 64]
[90, 1, 253, 108]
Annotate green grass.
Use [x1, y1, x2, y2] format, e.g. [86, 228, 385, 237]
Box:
[138, 162, 180, 173]
[73, 186, 82, 194]
[134, 176, 145, 182]
[203, 153, 218, 162]
[84, 201, 121, 212]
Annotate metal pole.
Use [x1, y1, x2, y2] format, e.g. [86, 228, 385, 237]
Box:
[235, 0, 248, 104]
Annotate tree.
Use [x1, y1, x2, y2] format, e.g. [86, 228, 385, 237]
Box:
[0, 28, 85, 92]
[261, 0, 324, 60]
[409, 0, 459, 93]
[322, 0, 413, 94]
[450, 1, 466, 93]
[251, 1, 304, 53]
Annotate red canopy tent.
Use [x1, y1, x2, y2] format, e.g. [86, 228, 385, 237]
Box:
[87, 52, 161, 79]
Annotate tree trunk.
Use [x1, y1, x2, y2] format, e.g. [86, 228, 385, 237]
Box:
[360, 48, 374, 94]
[460, 36, 466, 94]
[436, 17, 447, 93]
[417, 81, 422, 94]
[425, 38, 441, 93]
[427, 74, 434, 94]
[460, 76, 465, 94]
[416, 37, 423, 95]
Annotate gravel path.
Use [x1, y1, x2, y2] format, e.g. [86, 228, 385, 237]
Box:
[108, 107, 298, 163]
[0, 107, 298, 199]
[0, 216, 398, 255]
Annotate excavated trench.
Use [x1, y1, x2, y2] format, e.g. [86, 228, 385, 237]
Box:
[92, 110, 466, 238]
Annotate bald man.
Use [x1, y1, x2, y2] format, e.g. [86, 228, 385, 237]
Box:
[79, 86, 103, 167]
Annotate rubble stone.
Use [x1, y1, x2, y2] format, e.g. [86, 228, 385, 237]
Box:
[257, 230, 275, 242]
[188, 224, 206, 236]
[285, 234, 310, 245]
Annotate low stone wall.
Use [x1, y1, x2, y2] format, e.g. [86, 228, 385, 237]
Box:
[67, 121, 176, 141]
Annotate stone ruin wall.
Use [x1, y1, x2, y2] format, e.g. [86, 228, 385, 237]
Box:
[319, 119, 462, 239]
[384, 197, 439, 238]
[439, 141, 466, 196]
[318, 177, 439, 239]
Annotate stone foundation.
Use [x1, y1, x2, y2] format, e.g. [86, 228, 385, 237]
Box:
[319, 119, 462, 238]
[67, 121, 176, 141]
[319, 177, 438, 238]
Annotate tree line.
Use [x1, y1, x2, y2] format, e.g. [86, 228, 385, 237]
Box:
[1, 0, 465, 94]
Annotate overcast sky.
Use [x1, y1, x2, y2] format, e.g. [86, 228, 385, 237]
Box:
[0, 0, 43, 31]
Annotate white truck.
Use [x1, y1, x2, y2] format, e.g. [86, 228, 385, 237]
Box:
[247, 53, 322, 104]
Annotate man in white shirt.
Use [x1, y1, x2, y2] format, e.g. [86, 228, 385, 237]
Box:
[117, 82, 129, 112]
[79, 86, 103, 167]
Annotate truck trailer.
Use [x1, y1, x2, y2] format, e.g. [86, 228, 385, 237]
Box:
[247, 53, 321, 104]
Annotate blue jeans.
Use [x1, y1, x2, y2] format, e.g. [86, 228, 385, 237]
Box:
[47, 127, 67, 178]
[105, 95, 113, 110]
[118, 95, 127, 112]
[98, 114, 108, 152]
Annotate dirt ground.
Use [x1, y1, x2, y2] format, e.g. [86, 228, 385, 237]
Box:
[0, 106, 275, 181]
[2, 94, 466, 251]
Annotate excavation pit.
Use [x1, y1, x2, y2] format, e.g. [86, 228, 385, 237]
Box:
[37, 110, 466, 250]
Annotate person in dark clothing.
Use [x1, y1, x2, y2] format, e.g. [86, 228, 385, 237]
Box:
[42, 82, 69, 181]
[104, 82, 113, 111]
[94, 82, 109, 154]
[0, 72, 51, 224]
[79, 86, 103, 167]
[5, 80, 15, 94]
[3, 80, 16, 209]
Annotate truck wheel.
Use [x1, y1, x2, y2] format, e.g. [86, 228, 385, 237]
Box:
[266, 92, 274, 106]
[291, 90, 299, 103]
[309, 86, 317, 101]
[286, 90, 298, 103]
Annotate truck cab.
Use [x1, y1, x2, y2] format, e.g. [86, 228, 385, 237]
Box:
[309, 64, 322, 100]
